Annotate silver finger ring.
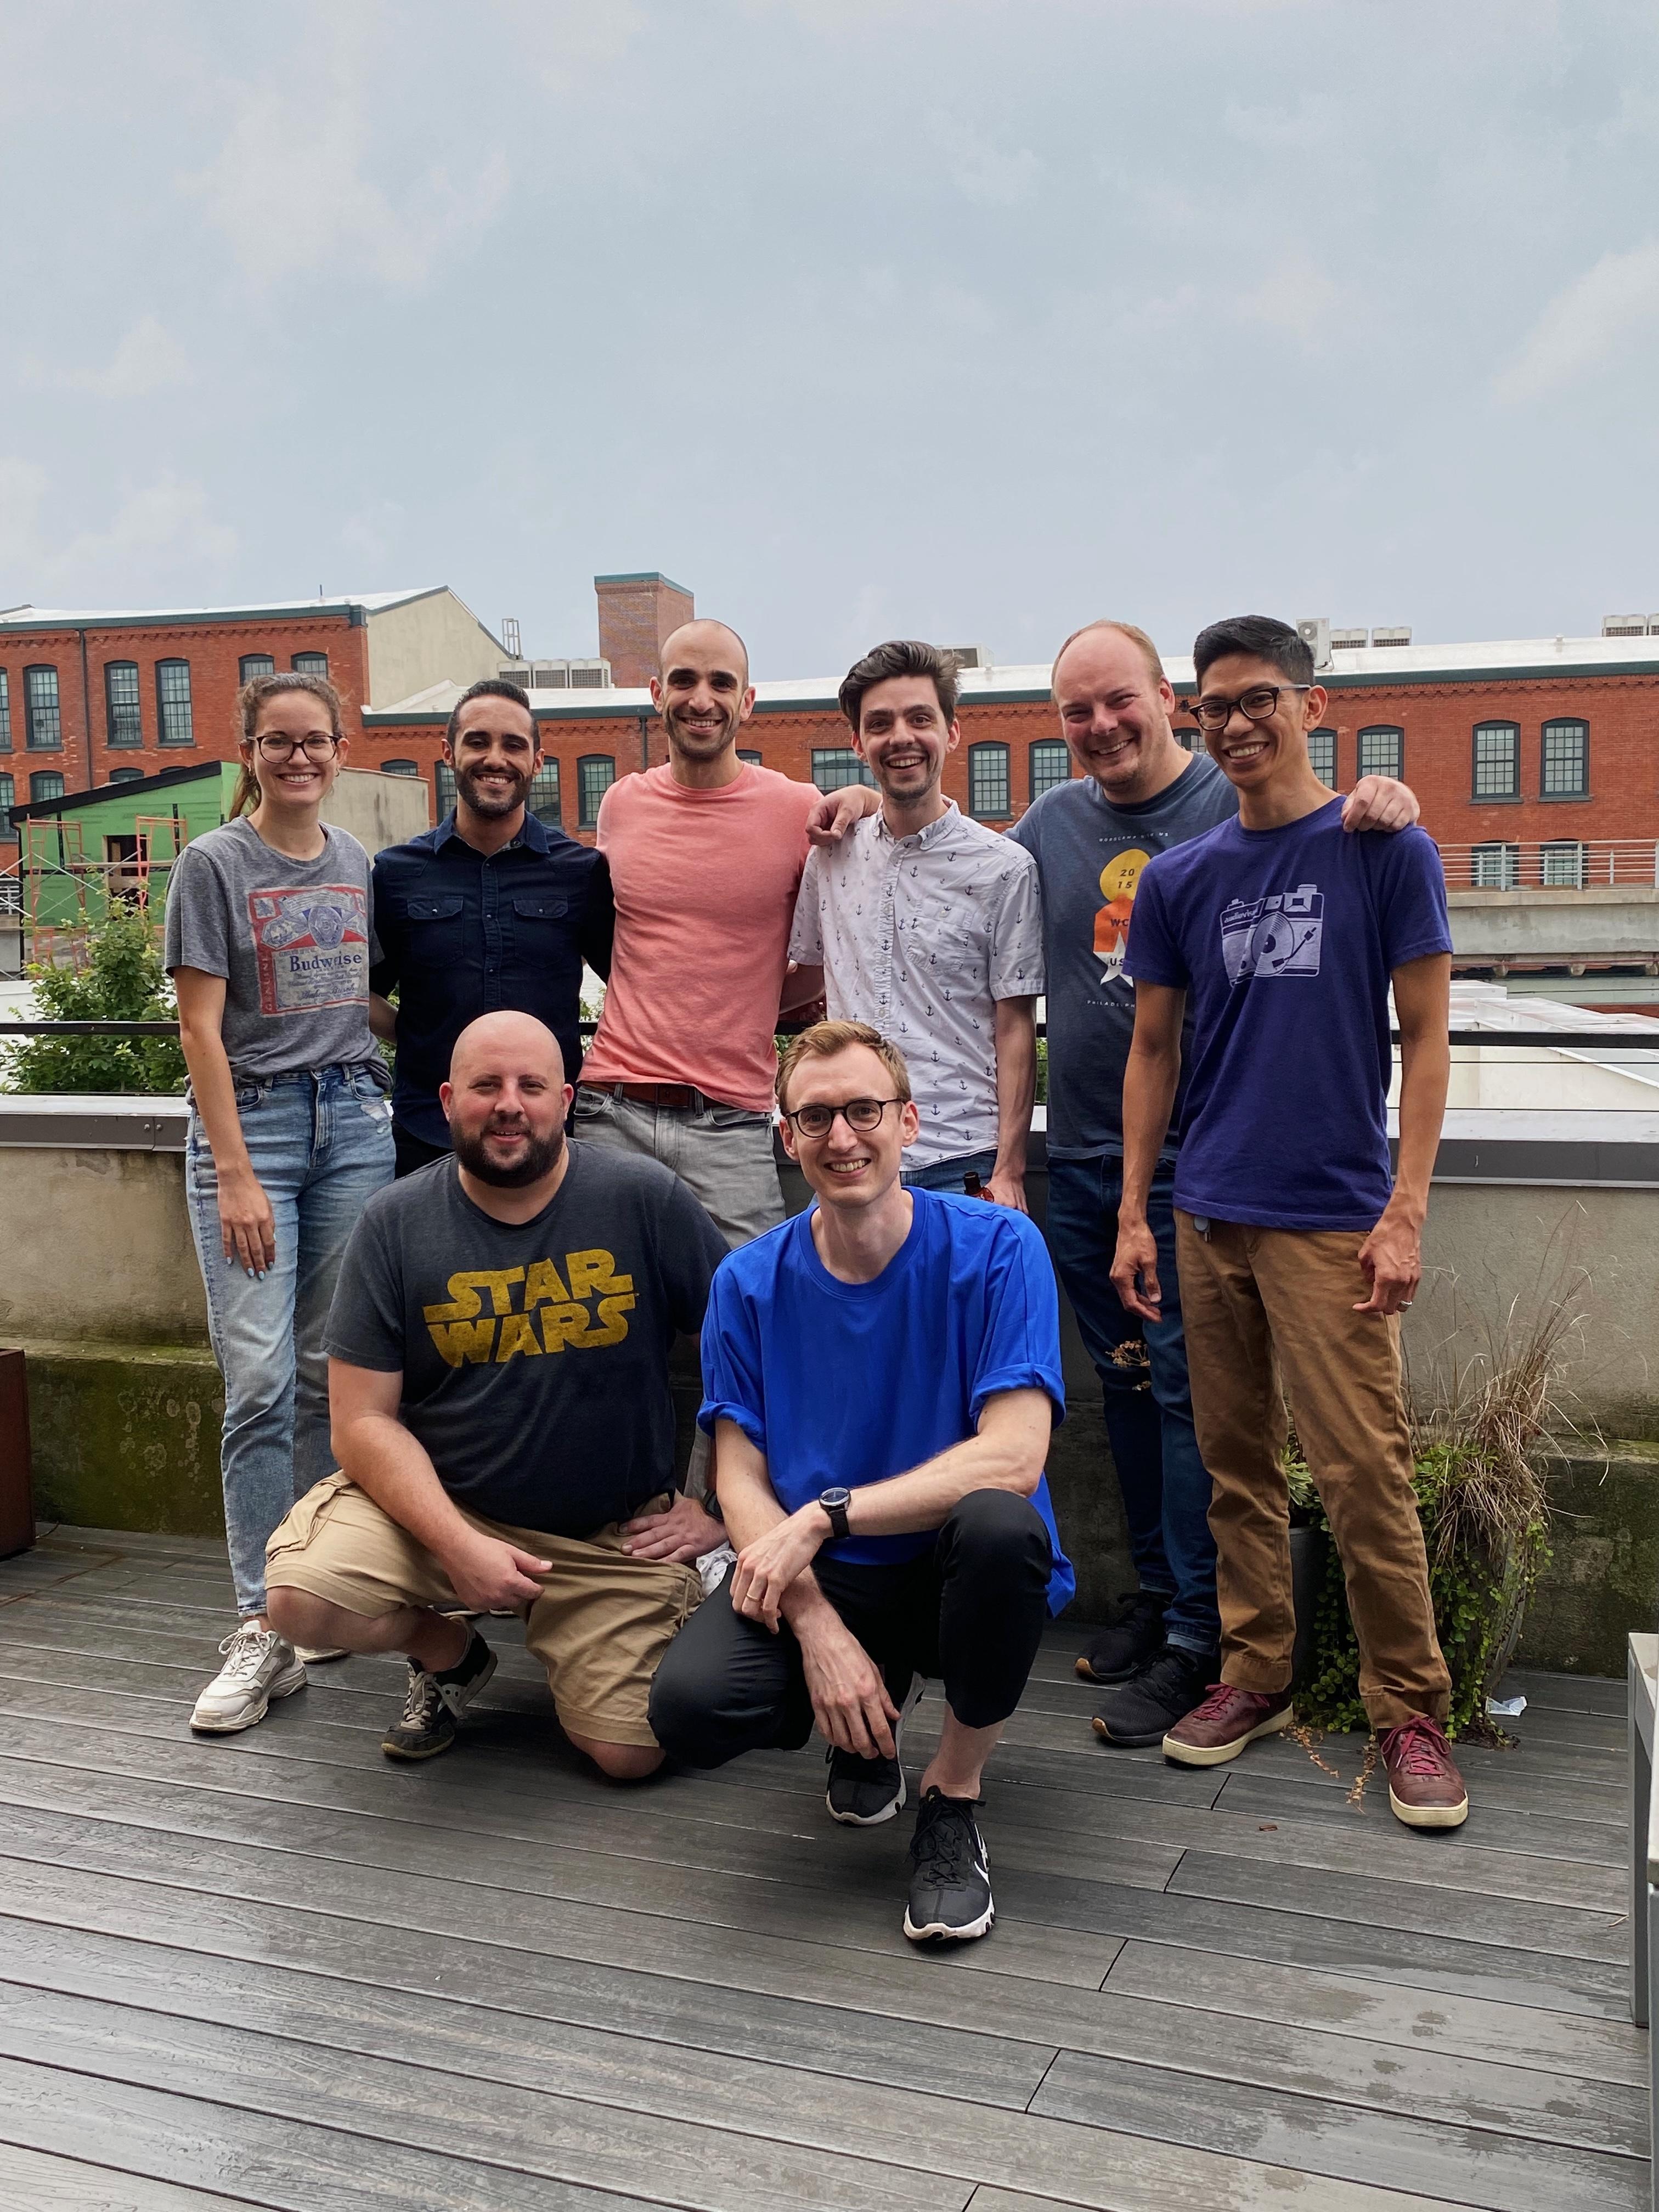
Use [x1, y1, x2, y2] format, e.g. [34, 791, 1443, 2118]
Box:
[1400, 1300, 1413, 1308]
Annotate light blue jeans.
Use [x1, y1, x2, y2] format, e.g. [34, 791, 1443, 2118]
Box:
[185, 1066, 394, 1616]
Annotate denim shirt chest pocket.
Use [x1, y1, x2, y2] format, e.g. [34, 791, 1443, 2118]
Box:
[403, 894, 466, 928]
[511, 894, 569, 924]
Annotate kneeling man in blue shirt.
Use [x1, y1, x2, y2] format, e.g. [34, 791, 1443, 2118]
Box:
[649, 1019, 1073, 1944]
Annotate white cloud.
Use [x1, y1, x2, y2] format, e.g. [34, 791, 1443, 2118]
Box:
[926, 111, 1040, 209]
[182, 12, 508, 290]
[19, 315, 193, 399]
[1495, 239, 1659, 403]
[0, 459, 49, 575]
[1239, 253, 1345, 354]
[0, 467, 238, 597]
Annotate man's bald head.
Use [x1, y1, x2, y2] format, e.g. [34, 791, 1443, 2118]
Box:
[659, 618, 750, 688]
[449, 1009, 566, 1088]
[652, 618, 756, 770]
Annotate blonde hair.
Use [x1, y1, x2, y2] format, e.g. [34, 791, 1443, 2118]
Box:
[776, 1020, 912, 1111]
[1050, 619, 1166, 699]
[230, 672, 345, 819]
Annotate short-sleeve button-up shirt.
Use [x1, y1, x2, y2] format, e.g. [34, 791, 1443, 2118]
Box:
[370, 810, 614, 1146]
[788, 800, 1045, 1167]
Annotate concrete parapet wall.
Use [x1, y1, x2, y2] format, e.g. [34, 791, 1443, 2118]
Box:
[0, 1143, 208, 1348]
[26, 1341, 224, 1537]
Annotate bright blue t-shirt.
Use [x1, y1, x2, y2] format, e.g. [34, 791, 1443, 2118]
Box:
[1123, 799, 1452, 1232]
[698, 1188, 1075, 1615]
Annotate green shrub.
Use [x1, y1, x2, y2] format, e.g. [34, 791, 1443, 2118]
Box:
[4, 911, 187, 1096]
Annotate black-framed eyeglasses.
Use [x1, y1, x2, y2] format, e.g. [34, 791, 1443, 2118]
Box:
[780, 1097, 903, 1139]
[1189, 684, 1313, 732]
[255, 733, 340, 763]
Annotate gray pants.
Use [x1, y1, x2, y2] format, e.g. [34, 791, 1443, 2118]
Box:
[571, 1089, 785, 1249]
[572, 1088, 785, 1502]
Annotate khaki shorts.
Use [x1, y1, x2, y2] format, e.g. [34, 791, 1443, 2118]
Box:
[266, 1472, 702, 1748]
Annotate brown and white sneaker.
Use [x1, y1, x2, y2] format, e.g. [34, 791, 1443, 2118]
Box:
[1163, 1681, 1294, 1768]
[1380, 1714, 1469, 1830]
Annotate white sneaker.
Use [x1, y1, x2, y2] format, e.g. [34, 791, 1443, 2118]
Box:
[191, 1623, 307, 1734]
[294, 1645, 349, 1665]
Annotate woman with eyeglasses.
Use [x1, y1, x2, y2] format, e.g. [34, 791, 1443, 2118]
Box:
[164, 672, 394, 1734]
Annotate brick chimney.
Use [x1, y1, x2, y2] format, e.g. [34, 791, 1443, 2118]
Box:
[593, 572, 695, 689]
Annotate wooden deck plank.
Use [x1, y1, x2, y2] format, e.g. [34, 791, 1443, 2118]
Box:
[1031, 2050, 1649, 2212]
[0, 2141, 261, 2212]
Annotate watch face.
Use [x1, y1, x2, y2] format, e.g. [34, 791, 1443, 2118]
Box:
[820, 1487, 852, 1510]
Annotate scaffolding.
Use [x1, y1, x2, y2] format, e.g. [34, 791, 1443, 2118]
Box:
[15, 813, 189, 968]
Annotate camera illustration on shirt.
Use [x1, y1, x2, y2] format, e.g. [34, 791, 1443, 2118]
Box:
[1220, 884, 1324, 985]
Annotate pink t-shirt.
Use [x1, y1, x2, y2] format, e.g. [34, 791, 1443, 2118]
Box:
[583, 763, 818, 1111]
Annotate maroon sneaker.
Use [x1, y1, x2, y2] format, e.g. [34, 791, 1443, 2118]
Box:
[1380, 1714, 1469, 1830]
[1163, 1681, 1294, 1768]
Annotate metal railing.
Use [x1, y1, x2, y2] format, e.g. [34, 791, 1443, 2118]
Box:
[1438, 840, 1659, 890]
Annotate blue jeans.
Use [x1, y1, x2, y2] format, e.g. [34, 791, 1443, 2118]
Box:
[185, 1066, 394, 1616]
[1044, 1154, 1220, 1654]
[903, 1147, 1000, 1193]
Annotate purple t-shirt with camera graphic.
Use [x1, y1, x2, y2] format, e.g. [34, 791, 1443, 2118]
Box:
[165, 817, 381, 1081]
[1123, 798, 1451, 1231]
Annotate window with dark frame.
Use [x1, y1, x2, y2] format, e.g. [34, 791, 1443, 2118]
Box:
[1541, 718, 1588, 798]
[292, 652, 329, 679]
[1541, 839, 1587, 887]
[156, 659, 194, 746]
[968, 741, 1011, 820]
[527, 759, 561, 827]
[0, 670, 10, 751]
[107, 768, 144, 785]
[1307, 728, 1338, 787]
[1472, 721, 1520, 799]
[578, 753, 615, 828]
[1470, 841, 1519, 889]
[436, 764, 458, 816]
[380, 759, 418, 775]
[1357, 725, 1403, 780]
[240, 654, 276, 683]
[1028, 739, 1069, 800]
[30, 770, 66, 804]
[737, 748, 762, 766]
[810, 748, 875, 792]
[105, 661, 142, 747]
[24, 666, 61, 748]
[0, 772, 12, 836]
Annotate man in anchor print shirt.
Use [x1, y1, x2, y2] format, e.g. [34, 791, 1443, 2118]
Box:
[788, 639, 1044, 1207]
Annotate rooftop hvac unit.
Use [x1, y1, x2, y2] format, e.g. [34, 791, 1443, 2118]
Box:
[1295, 617, 1331, 669]
[1371, 625, 1412, 647]
[498, 665, 532, 687]
[567, 659, 611, 689]
[533, 662, 569, 689]
[1329, 628, 1368, 653]
[1602, 616, 1647, 637]
[944, 645, 993, 670]
[1651, 617, 1659, 634]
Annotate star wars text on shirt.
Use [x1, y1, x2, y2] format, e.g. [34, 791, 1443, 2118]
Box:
[423, 1249, 636, 1365]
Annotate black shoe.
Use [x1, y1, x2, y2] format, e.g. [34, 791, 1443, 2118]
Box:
[1091, 1641, 1218, 1748]
[1074, 1590, 1170, 1684]
[904, 1787, 994, 1943]
[382, 1627, 497, 1761]
[826, 1673, 923, 1826]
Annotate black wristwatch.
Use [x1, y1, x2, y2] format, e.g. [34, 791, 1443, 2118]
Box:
[817, 1486, 852, 1541]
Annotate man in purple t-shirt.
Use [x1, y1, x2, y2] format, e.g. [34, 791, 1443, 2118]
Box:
[1109, 614, 1466, 1832]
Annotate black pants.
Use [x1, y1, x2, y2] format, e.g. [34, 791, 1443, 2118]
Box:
[393, 1123, 451, 1180]
[648, 1488, 1052, 1768]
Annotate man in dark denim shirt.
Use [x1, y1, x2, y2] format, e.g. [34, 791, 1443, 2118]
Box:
[371, 679, 614, 1176]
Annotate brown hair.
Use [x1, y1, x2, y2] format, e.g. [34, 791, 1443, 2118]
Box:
[837, 639, 960, 733]
[230, 672, 345, 818]
[776, 1019, 912, 1111]
[1049, 619, 1166, 699]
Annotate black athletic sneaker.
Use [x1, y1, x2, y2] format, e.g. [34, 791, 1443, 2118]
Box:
[1074, 1590, 1170, 1685]
[826, 1673, 924, 1826]
[382, 1627, 497, 1761]
[904, 1787, 994, 1943]
[1091, 1642, 1218, 1748]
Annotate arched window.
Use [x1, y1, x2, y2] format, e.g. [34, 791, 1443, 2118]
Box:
[527, 759, 561, 826]
[578, 754, 615, 828]
[810, 748, 874, 792]
[380, 759, 419, 775]
[1307, 728, 1338, 787]
[156, 659, 194, 746]
[1028, 740, 1069, 801]
[1470, 841, 1519, 888]
[292, 651, 329, 678]
[1173, 726, 1204, 754]
[1541, 839, 1587, 887]
[30, 770, 66, 804]
[1472, 721, 1519, 800]
[0, 772, 13, 838]
[968, 742, 1011, 821]
[737, 748, 763, 767]
[1357, 725, 1403, 780]
[24, 667, 61, 748]
[436, 764, 458, 817]
[105, 661, 142, 746]
[239, 653, 275, 683]
[0, 669, 13, 750]
[1541, 718, 1588, 798]
[108, 768, 145, 785]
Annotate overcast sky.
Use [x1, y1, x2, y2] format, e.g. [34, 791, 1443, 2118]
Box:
[3, 1, 1656, 681]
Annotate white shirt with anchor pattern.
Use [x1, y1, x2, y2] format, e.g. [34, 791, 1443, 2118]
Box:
[788, 800, 1045, 1170]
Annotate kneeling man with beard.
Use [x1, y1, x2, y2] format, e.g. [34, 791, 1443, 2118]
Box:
[266, 1010, 727, 1778]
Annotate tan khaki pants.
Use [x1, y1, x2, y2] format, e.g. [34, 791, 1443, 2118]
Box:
[1174, 1213, 1451, 1730]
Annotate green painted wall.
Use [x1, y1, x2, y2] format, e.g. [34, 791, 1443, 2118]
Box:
[22, 765, 236, 929]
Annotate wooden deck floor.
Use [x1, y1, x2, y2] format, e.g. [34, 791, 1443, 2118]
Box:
[0, 1524, 1645, 2212]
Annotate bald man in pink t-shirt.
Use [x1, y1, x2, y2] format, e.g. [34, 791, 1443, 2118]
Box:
[576, 619, 875, 1245]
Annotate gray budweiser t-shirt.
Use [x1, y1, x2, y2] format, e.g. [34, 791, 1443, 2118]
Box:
[325, 1142, 727, 1533]
[164, 817, 379, 1081]
[1009, 753, 1239, 1156]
